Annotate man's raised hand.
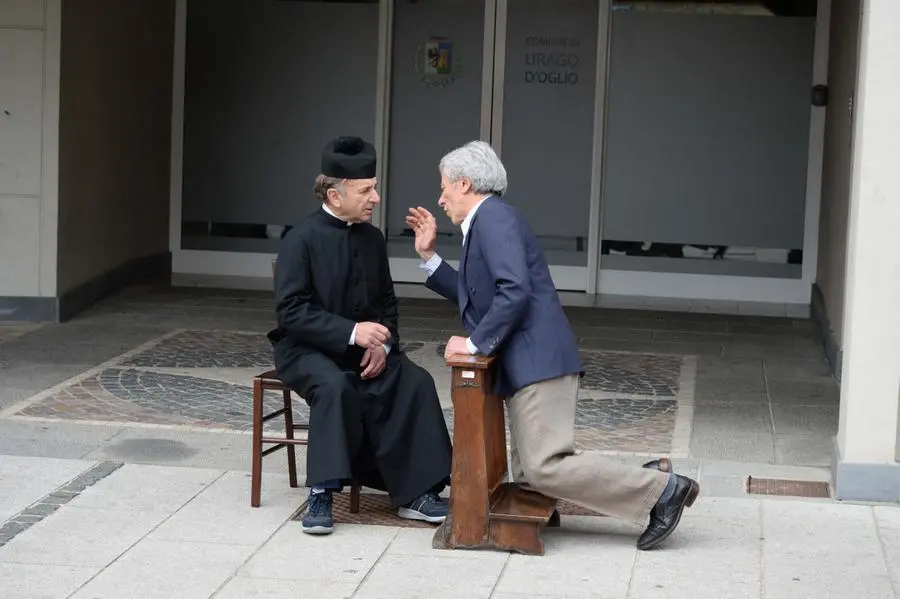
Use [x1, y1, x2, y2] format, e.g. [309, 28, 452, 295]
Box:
[405, 207, 437, 261]
[355, 322, 391, 349]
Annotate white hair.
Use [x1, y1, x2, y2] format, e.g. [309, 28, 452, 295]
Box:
[439, 140, 508, 196]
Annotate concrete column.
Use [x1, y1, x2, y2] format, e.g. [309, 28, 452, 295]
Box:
[0, 0, 61, 320]
[833, 0, 900, 502]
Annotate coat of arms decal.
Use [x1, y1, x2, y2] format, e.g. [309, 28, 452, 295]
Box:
[415, 37, 461, 88]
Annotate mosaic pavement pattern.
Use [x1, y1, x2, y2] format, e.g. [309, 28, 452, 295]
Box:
[13, 330, 687, 453]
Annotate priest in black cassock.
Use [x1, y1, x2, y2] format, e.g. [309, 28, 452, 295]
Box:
[268, 136, 452, 535]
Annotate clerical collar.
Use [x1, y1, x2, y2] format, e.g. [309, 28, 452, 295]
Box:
[321, 203, 352, 227]
[461, 196, 491, 241]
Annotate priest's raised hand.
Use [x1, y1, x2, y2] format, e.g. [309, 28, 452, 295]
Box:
[354, 321, 391, 350]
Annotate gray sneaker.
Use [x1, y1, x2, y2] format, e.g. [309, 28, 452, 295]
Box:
[397, 491, 448, 524]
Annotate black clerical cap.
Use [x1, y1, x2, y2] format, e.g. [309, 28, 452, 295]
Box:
[321, 136, 377, 179]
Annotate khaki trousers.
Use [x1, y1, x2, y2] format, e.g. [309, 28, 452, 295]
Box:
[506, 374, 668, 525]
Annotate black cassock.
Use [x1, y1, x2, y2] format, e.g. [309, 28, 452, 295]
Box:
[268, 208, 452, 507]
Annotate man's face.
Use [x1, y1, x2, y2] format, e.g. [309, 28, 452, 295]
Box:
[329, 178, 380, 223]
[437, 173, 471, 226]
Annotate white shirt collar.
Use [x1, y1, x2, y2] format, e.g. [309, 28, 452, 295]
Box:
[461, 196, 491, 241]
[322, 203, 352, 226]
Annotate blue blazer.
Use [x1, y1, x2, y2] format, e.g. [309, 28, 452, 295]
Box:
[426, 196, 584, 397]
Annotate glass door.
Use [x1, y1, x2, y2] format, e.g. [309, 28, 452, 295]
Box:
[384, 0, 494, 282]
[593, 4, 818, 303]
[383, 0, 603, 292]
[491, 0, 601, 291]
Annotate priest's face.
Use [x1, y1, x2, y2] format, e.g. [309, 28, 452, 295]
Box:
[328, 177, 380, 223]
[438, 173, 472, 225]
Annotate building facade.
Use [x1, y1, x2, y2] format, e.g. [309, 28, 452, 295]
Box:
[0, 0, 897, 500]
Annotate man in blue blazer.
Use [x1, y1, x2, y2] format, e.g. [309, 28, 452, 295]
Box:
[405, 140, 700, 550]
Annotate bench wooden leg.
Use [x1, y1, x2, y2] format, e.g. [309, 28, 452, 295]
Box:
[486, 483, 557, 556]
[250, 378, 264, 508]
[434, 359, 556, 555]
[282, 389, 298, 488]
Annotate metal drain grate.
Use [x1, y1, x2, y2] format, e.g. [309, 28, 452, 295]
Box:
[746, 476, 830, 498]
[290, 492, 601, 528]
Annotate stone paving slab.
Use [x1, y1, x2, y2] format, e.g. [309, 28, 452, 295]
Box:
[3, 420, 826, 505]
[876, 507, 900, 597]
[76, 426, 295, 474]
[1, 460, 898, 599]
[146, 471, 302, 546]
[0, 461, 124, 549]
[0, 455, 96, 522]
[0, 562, 99, 599]
[70, 539, 256, 599]
[762, 501, 896, 599]
[0, 420, 126, 461]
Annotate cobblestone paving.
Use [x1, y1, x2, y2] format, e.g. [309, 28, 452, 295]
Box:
[13, 331, 685, 453]
[441, 398, 677, 453]
[18, 368, 306, 431]
[120, 331, 273, 368]
[580, 353, 681, 397]
[436, 342, 682, 397]
[573, 398, 678, 452]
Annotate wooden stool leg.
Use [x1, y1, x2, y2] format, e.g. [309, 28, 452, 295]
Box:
[282, 389, 298, 488]
[251, 379, 264, 507]
[350, 476, 361, 514]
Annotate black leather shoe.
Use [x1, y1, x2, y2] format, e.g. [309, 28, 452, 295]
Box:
[636, 474, 699, 551]
[642, 457, 672, 473]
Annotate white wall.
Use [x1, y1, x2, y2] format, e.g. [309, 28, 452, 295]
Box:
[0, 0, 59, 298]
[837, 0, 900, 465]
[815, 0, 861, 362]
[56, 0, 173, 297]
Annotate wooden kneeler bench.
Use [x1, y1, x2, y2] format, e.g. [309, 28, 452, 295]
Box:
[433, 354, 557, 556]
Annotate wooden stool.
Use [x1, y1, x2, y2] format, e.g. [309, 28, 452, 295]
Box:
[432, 354, 557, 556]
[250, 369, 361, 511]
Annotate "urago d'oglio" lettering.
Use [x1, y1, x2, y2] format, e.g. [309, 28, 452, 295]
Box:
[524, 51, 580, 86]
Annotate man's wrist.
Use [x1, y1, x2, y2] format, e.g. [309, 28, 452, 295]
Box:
[465, 337, 479, 355]
[419, 252, 443, 277]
